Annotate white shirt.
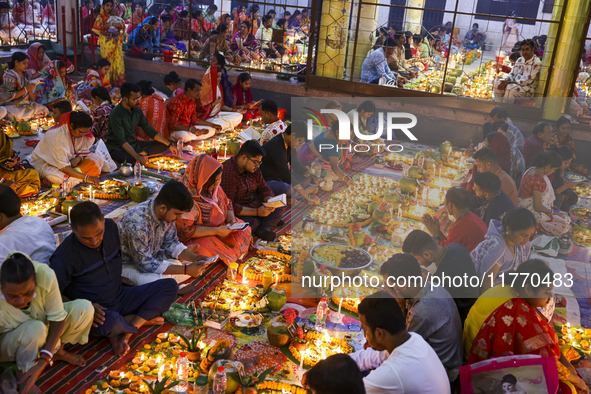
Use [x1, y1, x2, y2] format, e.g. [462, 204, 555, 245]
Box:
[349, 332, 451, 394]
[255, 26, 273, 44]
[0, 215, 56, 265]
[31, 122, 95, 171]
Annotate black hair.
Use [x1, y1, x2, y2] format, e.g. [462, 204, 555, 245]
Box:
[472, 22, 479, 28]
[161, 14, 172, 23]
[193, 10, 203, 18]
[557, 115, 571, 130]
[509, 52, 520, 61]
[552, 145, 573, 161]
[148, 16, 158, 25]
[377, 27, 388, 37]
[513, 259, 554, 294]
[96, 58, 111, 69]
[259, 99, 278, 117]
[501, 374, 517, 385]
[208, 4, 218, 11]
[91, 86, 112, 104]
[120, 82, 140, 99]
[358, 292, 406, 335]
[267, 9, 276, 16]
[213, 53, 226, 70]
[164, 5, 173, 12]
[306, 354, 366, 394]
[531, 150, 562, 169]
[237, 140, 266, 159]
[0, 3, 9, 10]
[0, 252, 35, 286]
[147, 4, 160, 16]
[302, 8, 308, 14]
[412, 34, 422, 44]
[53, 100, 73, 115]
[203, 166, 223, 192]
[154, 180, 193, 212]
[262, 15, 272, 24]
[239, 72, 251, 83]
[473, 171, 502, 195]
[491, 121, 509, 133]
[164, 71, 181, 86]
[137, 80, 155, 96]
[241, 20, 251, 30]
[276, 18, 286, 29]
[70, 201, 103, 229]
[0, 184, 21, 218]
[185, 78, 201, 91]
[402, 230, 438, 255]
[521, 38, 537, 50]
[9, 52, 28, 69]
[179, 10, 189, 18]
[502, 207, 537, 232]
[446, 186, 469, 209]
[284, 11, 291, 17]
[292, 10, 301, 18]
[131, 2, 142, 12]
[358, 100, 375, 114]
[286, 120, 307, 140]
[393, 32, 403, 41]
[473, 147, 498, 165]
[215, 23, 229, 34]
[384, 37, 396, 48]
[532, 121, 551, 136]
[102, 0, 114, 6]
[380, 253, 422, 280]
[70, 111, 93, 129]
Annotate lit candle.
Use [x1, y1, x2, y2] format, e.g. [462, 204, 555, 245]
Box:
[68, 206, 72, 222]
[299, 349, 305, 370]
[242, 264, 249, 283]
[275, 273, 279, 287]
[157, 364, 164, 381]
[337, 298, 343, 319]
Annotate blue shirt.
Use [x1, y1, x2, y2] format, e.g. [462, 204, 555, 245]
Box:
[360, 48, 397, 84]
[469, 190, 516, 225]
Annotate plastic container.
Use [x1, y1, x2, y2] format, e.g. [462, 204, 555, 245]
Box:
[51, 183, 61, 198]
[227, 262, 238, 281]
[315, 298, 329, 332]
[262, 271, 273, 289]
[134, 161, 141, 182]
[212, 366, 226, 394]
[176, 351, 189, 391]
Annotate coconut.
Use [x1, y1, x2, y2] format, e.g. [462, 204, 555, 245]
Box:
[408, 166, 424, 179]
[398, 177, 419, 194]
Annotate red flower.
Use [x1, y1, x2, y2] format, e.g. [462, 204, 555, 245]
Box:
[283, 308, 298, 325]
[295, 327, 304, 339]
[352, 223, 362, 232]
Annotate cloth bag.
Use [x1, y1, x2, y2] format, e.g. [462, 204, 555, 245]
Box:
[92, 139, 117, 173]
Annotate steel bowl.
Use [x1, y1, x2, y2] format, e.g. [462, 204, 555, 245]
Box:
[309, 243, 373, 277]
[577, 218, 591, 230]
[120, 164, 133, 177]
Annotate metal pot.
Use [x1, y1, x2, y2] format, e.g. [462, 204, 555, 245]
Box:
[120, 164, 133, 177]
[558, 235, 572, 252]
[302, 217, 316, 234]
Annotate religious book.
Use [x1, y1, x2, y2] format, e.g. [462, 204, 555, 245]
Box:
[262, 193, 286, 208]
[238, 126, 261, 141]
[228, 222, 249, 231]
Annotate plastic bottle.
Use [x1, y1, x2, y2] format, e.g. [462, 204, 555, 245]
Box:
[212, 366, 227, 394]
[177, 138, 183, 157]
[176, 352, 189, 391]
[61, 175, 69, 197]
[315, 297, 329, 332]
[134, 161, 142, 182]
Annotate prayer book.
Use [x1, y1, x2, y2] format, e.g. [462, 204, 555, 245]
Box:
[262, 194, 287, 208]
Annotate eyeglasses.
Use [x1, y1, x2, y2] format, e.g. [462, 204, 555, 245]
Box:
[247, 156, 262, 167]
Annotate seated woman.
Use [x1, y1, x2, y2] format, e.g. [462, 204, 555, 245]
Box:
[0, 252, 94, 394]
[231, 72, 259, 122]
[200, 23, 240, 64]
[177, 154, 251, 264]
[231, 21, 263, 62]
[431, 38, 447, 63]
[135, 80, 170, 142]
[41, 0, 56, 27]
[77, 58, 119, 101]
[0, 52, 49, 121]
[172, 10, 191, 42]
[158, 14, 186, 52]
[90, 86, 113, 142]
[544, 116, 588, 176]
[288, 10, 301, 29]
[14, 0, 40, 31]
[551, 146, 579, 212]
[468, 259, 588, 394]
[27, 43, 50, 77]
[35, 60, 77, 106]
[0, 3, 25, 47]
[31, 111, 103, 185]
[0, 125, 40, 197]
[518, 151, 570, 236]
[274, 19, 295, 56]
[126, 2, 146, 35]
[470, 207, 536, 292]
[232, 6, 247, 37]
[246, 5, 260, 36]
[127, 16, 159, 52]
[163, 71, 183, 99]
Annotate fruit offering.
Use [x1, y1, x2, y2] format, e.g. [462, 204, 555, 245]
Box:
[80, 180, 130, 200]
[312, 244, 371, 268]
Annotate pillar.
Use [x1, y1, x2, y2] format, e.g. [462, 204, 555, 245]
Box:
[57, 0, 76, 49]
[346, 0, 379, 80]
[541, 0, 590, 120]
[404, 0, 425, 35]
[315, 0, 352, 79]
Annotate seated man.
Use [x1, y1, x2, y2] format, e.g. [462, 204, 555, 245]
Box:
[51, 100, 73, 125]
[470, 171, 515, 225]
[360, 37, 398, 85]
[221, 140, 284, 241]
[258, 99, 286, 144]
[349, 292, 450, 394]
[522, 121, 553, 169]
[106, 83, 177, 165]
[255, 15, 281, 58]
[0, 252, 93, 394]
[260, 122, 319, 205]
[0, 123, 40, 197]
[0, 185, 55, 263]
[31, 111, 103, 185]
[483, 105, 524, 149]
[167, 78, 220, 143]
[464, 23, 486, 50]
[381, 254, 462, 383]
[117, 181, 209, 286]
[472, 148, 519, 205]
[402, 229, 479, 323]
[422, 187, 487, 252]
[493, 39, 541, 103]
[303, 354, 365, 394]
[50, 202, 178, 357]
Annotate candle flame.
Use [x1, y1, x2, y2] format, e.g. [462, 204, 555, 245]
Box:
[159, 364, 165, 373]
[119, 372, 124, 378]
[323, 329, 330, 343]
[156, 355, 162, 364]
[567, 322, 571, 328]
[199, 341, 206, 349]
[321, 348, 326, 360]
[140, 353, 145, 361]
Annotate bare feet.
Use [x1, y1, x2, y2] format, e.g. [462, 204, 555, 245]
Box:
[109, 334, 130, 357]
[54, 348, 87, 367]
[144, 317, 165, 326]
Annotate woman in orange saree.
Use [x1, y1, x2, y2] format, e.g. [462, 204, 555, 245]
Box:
[177, 154, 251, 265]
[92, 0, 125, 87]
[135, 80, 169, 141]
[468, 259, 588, 394]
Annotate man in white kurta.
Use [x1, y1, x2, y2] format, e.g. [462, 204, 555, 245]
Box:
[0, 253, 93, 378]
[30, 111, 104, 185]
[493, 39, 541, 104]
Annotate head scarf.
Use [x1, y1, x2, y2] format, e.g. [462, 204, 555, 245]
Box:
[27, 42, 50, 72]
[486, 131, 512, 174]
[182, 154, 224, 217]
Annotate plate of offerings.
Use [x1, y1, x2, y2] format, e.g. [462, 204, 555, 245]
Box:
[287, 330, 354, 368]
[310, 243, 372, 276]
[78, 180, 131, 200]
[238, 250, 291, 283]
[201, 280, 263, 312]
[146, 156, 188, 172]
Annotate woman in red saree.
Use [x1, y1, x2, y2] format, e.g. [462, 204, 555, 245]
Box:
[543, 116, 588, 176]
[468, 259, 588, 394]
[27, 43, 50, 74]
[135, 80, 169, 141]
[232, 72, 259, 121]
[177, 154, 251, 265]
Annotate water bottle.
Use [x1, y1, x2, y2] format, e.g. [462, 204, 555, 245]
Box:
[61, 175, 69, 197]
[176, 352, 189, 392]
[177, 138, 183, 157]
[134, 161, 142, 182]
[315, 297, 328, 332]
[213, 366, 226, 394]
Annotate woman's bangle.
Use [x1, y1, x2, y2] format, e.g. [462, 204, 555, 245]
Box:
[84, 174, 88, 182]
